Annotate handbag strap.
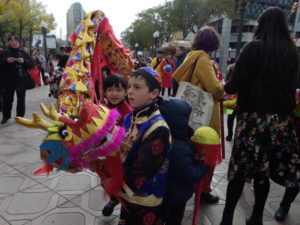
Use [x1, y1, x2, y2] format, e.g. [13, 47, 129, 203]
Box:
[187, 56, 201, 82]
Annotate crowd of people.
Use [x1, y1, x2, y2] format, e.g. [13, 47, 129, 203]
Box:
[0, 6, 299, 225]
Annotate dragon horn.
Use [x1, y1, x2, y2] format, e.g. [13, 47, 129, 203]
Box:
[40, 103, 60, 121]
[15, 113, 51, 131]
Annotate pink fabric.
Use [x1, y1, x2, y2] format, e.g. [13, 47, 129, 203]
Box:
[69, 108, 125, 168]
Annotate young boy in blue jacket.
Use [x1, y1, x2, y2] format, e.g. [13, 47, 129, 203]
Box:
[118, 66, 171, 225]
[159, 98, 209, 225]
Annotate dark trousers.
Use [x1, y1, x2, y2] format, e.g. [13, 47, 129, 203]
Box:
[227, 111, 236, 138]
[165, 202, 186, 225]
[0, 89, 3, 112]
[221, 175, 270, 225]
[162, 88, 172, 97]
[172, 78, 179, 96]
[40, 68, 46, 83]
[280, 187, 299, 209]
[2, 88, 26, 119]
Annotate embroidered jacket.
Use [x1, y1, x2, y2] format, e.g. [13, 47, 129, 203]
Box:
[118, 102, 171, 207]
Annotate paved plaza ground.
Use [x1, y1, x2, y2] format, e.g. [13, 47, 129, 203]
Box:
[0, 86, 299, 225]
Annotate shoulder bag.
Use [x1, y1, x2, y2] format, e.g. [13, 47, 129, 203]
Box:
[175, 56, 214, 130]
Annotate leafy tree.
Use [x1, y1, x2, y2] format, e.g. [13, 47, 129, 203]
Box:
[121, 0, 234, 49]
[171, 0, 234, 39]
[0, 0, 55, 47]
[121, 3, 177, 50]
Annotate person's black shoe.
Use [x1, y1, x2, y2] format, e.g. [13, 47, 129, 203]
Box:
[226, 134, 232, 141]
[102, 200, 118, 216]
[1, 118, 9, 124]
[201, 192, 219, 204]
[275, 206, 289, 221]
[246, 217, 263, 225]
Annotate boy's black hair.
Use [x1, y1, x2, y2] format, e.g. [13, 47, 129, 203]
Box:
[103, 74, 128, 91]
[130, 70, 161, 92]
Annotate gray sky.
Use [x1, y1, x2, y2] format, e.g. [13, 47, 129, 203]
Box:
[38, 0, 166, 40]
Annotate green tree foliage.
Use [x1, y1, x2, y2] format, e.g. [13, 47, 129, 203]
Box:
[121, 0, 234, 49]
[171, 0, 234, 39]
[0, 0, 56, 47]
[121, 3, 176, 50]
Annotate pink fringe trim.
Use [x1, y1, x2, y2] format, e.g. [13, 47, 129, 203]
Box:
[90, 126, 125, 158]
[73, 127, 125, 168]
[69, 108, 120, 155]
[68, 108, 126, 168]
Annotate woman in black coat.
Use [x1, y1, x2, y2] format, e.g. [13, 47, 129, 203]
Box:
[220, 7, 300, 225]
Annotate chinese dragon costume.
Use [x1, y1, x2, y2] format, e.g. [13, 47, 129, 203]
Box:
[15, 10, 134, 195]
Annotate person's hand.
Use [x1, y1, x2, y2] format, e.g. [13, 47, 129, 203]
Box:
[7, 57, 16, 63]
[17, 58, 24, 64]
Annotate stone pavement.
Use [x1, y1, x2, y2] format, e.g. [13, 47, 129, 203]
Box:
[0, 86, 299, 225]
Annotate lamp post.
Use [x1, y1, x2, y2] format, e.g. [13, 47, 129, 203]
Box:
[153, 31, 160, 56]
[134, 43, 139, 58]
[235, 0, 248, 59]
[40, 20, 48, 61]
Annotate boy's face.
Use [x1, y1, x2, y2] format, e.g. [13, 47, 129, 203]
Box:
[127, 76, 159, 109]
[105, 83, 127, 106]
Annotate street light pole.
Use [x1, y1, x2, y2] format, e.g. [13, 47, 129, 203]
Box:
[235, 0, 248, 59]
[153, 31, 160, 56]
[134, 43, 139, 58]
[40, 20, 48, 61]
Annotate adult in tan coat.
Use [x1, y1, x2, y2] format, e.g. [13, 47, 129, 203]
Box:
[173, 26, 224, 204]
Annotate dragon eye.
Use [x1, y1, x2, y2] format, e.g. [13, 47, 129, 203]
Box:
[100, 136, 107, 145]
[61, 130, 69, 137]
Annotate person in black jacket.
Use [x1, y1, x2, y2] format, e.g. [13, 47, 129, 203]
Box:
[159, 98, 209, 225]
[0, 35, 34, 124]
[220, 7, 300, 225]
[57, 46, 71, 70]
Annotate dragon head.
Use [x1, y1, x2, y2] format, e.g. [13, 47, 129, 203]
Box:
[15, 103, 125, 171]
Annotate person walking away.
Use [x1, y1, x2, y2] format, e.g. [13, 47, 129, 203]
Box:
[0, 35, 34, 124]
[220, 7, 300, 225]
[37, 50, 46, 85]
[173, 26, 224, 204]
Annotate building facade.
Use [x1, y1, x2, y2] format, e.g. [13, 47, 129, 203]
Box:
[209, 0, 297, 76]
[66, 2, 85, 39]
